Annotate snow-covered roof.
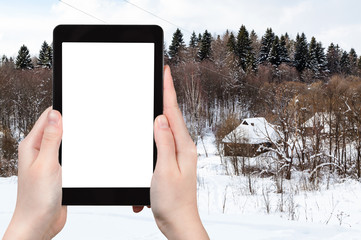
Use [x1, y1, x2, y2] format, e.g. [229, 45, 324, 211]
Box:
[0, 131, 3, 138]
[222, 117, 280, 144]
[302, 112, 335, 133]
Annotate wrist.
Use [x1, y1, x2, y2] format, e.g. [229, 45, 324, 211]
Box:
[4, 211, 51, 240]
[156, 211, 209, 240]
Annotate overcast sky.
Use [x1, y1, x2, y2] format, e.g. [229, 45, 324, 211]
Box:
[1, 0, 361, 58]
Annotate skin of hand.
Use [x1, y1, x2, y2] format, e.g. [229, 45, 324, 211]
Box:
[3, 107, 67, 240]
[133, 66, 209, 240]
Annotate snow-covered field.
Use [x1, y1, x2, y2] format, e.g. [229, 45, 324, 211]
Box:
[1, 132, 361, 239]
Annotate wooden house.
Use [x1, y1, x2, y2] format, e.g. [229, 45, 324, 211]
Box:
[222, 117, 279, 157]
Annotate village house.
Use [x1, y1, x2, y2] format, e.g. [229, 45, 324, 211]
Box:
[222, 117, 280, 157]
[302, 112, 357, 138]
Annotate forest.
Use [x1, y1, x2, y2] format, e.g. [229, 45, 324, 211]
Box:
[1, 26, 361, 188]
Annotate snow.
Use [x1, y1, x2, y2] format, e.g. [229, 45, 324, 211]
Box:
[222, 117, 279, 144]
[1, 132, 361, 239]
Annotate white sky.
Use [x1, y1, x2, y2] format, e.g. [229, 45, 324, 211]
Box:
[0, 0, 361, 58]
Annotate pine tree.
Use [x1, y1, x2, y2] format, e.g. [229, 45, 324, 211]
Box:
[235, 25, 252, 71]
[294, 33, 308, 73]
[198, 30, 212, 61]
[246, 51, 257, 72]
[1, 55, 8, 63]
[268, 36, 281, 67]
[249, 30, 260, 71]
[189, 31, 198, 48]
[168, 28, 185, 64]
[279, 35, 290, 63]
[15, 45, 33, 69]
[37, 41, 53, 68]
[306, 37, 328, 78]
[227, 32, 236, 53]
[258, 28, 275, 64]
[198, 33, 202, 43]
[315, 42, 328, 76]
[308, 37, 319, 76]
[326, 43, 341, 74]
[340, 50, 351, 75]
[349, 48, 358, 75]
[188, 31, 199, 61]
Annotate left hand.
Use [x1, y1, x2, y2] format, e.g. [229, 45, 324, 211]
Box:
[3, 107, 67, 240]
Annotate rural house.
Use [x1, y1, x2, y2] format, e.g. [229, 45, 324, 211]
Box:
[302, 112, 336, 136]
[222, 117, 280, 157]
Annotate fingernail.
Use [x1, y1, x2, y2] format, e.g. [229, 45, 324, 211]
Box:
[158, 115, 169, 129]
[48, 110, 59, 125]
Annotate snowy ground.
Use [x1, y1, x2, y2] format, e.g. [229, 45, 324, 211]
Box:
[1, 132, 361, 239]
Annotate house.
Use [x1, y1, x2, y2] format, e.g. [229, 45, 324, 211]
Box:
[302, 112, 357, 137]
[222, 117, 280, 157]
[302, 112, 335, 136]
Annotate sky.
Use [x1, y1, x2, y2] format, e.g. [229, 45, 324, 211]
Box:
[0, 0, 361, 58]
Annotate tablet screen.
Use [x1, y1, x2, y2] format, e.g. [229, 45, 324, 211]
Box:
[61, 42, 154, 188]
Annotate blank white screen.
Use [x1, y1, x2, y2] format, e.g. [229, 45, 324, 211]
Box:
[62, 42, 154, 188]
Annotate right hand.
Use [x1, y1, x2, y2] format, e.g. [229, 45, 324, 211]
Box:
[133, 66, 209, 240]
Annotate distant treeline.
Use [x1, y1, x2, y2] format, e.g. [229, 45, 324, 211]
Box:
[165, 26, 361, 78]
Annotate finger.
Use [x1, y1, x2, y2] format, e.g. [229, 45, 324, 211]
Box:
[133, 206, 144, 213]
[18, 107, 52, 167]
[154, 115, 178, 172]
[162, 66, 196, 170]
[36, 110, 63, 166]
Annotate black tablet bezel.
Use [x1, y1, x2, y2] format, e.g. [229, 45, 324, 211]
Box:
[53, 25, 163, 205]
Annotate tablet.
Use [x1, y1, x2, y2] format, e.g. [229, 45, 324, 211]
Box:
[53, 25, 163, 205]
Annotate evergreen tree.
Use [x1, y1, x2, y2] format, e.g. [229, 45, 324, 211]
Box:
[188, 31, 199, 62]
[268, 36, 281, 67]
[249, 30, 260, 71]
[306, 37, 328, 78]
[279, 35, 290, 63]
[198, 33, 202, 43]
[315, 42, 328, 76]
[1, 55, 8, 63]
[308, 37, 319, 76]
[326, 43, 341, 74]
[258, 28, 275, 64]
[37, 41, 53, 68]
[189, 31, 198, 48]
[168, 28, 185, 64]
[198, 30, 212, 61]
[246, 51, 257, 72]
[349, 48, 358, 75]
[227, 32, 236, 53]
[235, 25, 252, 71]
[340, 50, 351, 75]
[294, 33, 308, 73]
[15, 45, 33, 69]
[284, 32, 289, 39]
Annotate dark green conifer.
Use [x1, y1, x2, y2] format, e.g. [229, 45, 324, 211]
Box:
[15, 45, 33, 70]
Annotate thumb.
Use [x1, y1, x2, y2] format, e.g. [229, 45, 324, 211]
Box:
[37, 110, 62, 164]
[154, 115, 178, 172]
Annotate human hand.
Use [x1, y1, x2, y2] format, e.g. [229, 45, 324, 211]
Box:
[3, 107, 67, 240]
[133, 66, 209, 239]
